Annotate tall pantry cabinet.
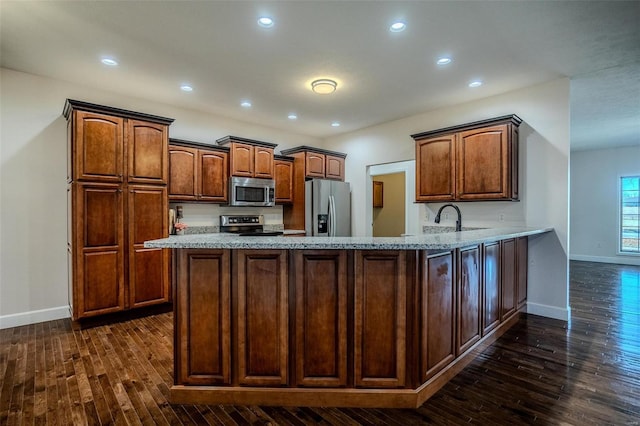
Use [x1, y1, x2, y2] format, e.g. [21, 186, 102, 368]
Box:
[64, 99, 174, 321]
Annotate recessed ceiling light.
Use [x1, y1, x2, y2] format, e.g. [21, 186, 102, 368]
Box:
[311, 79, 337, 94]
[389, 22, 406, 32]
[241, 100, 252, 108]
[468, 80, 483, 88]
[437, 57, 452, 66]
[180, 84, 193, 92]
[288, 113, 298, 120]
[101, 57, 118, 66]
[331, 121, 341, 127]
[258, 17, 274, 28]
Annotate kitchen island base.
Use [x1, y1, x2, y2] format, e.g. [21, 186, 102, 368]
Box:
[170, 311, 520, 408]
[167, 235, 531, 408]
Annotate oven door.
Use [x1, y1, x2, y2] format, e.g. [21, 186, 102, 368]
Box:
[229, 176, 275, 207]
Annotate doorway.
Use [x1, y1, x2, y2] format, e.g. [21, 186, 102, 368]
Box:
[373, 172, 405, 236]
[367, 160, 420, 236]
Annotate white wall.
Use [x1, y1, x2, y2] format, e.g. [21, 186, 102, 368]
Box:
[571, 145, 640, 265]
[0, 68, 321, 328]
[324, 79, 571, 320]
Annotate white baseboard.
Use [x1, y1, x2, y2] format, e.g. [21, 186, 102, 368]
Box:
[0, 305, 70, 329]
[526, 302, 570, 321]
[570, 254, 640, 266]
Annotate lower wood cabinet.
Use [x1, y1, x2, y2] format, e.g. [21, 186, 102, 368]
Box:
[501, 238, 517, 321]
[354, 250, 406, 388]
[517, 237, 528, 308]
[457, 245, 482, 355]
[175, 249, 231, 385]
[482, 241, 501, 335]
[172, 240, 528, 396]
[421, 250, 456, 381]
[235, 250, 289, 386]
[294, 250, 348, 387]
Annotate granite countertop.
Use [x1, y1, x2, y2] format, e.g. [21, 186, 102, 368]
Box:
[145, 226, 553, 250]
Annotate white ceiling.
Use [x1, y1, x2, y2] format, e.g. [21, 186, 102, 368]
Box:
[1, 1, 639, 151]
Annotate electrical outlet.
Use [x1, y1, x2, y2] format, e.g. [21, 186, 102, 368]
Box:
[444, 212, 450, 220]
[499, 213, 505, 222]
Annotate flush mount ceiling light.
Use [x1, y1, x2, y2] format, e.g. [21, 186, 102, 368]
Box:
[468, 80, 483, 88]
[288, 113, 298, 120]
[436, 57, 452, 65]
[331, 121, 341, 127]
[240, 100, 252, 108]
[101, 57, 118, 66]
[257, 17, 274, 28]
[311, 79, 337, 94]
[180, 84, 193, 92]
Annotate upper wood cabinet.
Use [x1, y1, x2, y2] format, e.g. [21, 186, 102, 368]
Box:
[64, 100, 172, 184]
[412, 115, 521, 202]
[280, 146, 347, 181]
[216, 136, 277, 179]
[274, 156, 294, 204]
[169, 140, 229, 203]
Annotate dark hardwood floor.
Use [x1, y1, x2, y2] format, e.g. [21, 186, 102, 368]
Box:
[1, 260, 639, 425]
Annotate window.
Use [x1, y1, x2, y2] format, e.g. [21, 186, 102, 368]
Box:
[620, 176, 640, 253]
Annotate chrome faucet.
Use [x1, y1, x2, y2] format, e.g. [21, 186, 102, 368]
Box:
[434, 204, 462, 232]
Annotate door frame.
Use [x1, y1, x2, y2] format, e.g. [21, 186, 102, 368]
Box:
[367, 160, 420, 237]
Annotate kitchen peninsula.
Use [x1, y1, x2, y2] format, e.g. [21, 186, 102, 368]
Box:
[145, 227, 551, 408]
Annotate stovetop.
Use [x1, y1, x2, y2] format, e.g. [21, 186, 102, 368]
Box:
[220, 215, 283, 236]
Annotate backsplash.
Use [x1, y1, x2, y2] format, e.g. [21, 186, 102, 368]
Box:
[170, 203, 284, 228]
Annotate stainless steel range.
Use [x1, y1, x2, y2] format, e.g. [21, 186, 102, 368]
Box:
[219, 215, 283, 236]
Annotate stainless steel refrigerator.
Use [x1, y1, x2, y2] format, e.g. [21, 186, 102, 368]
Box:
[305, 179, 351, 236]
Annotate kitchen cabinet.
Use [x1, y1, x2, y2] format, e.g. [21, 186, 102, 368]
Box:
[482, 241, 501, 335]
[516, 237, 528, 309]
[169, 140, 229, 203]
[216, 136, 277, 179]
[175, 249, 231, 385]
[354, 250, 406, 388]
[500, 238, 517, 321]
[274, 156, 294, 204]
[127, 185, 170, 308]
[294, 250, 348, 387]
[457, 245, 482, 355]
[421, 250, 456, 381]
[64, 99, 174, 321]
[235, 250, 289, 386]
[412, 115, 521, 202]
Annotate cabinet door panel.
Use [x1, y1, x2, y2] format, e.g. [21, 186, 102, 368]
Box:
[169, 146, 198, 200]
[128, 185, 169, 308]
[325, 155, 345, 181]
[230, 143, 254, 177]
[483, 242, 501, 335]
[199, 150, 228, 202]
[176, 249, 230, 385]
[74, 111, 124, 182]
[295, 250, 347, 387]
[75, 182, 125, 318]
[355, 251, 406, 388]
[274, 160, 293, 203]
[415, 135, 455, 202]
[254, 146, 274, 179]
[457, 125, 508, 199]
[236, 250, 288, 386]
[127, 119, 168, 184]
[421, 251, 456, 380]
[501, 239, 517, 321]
[517, 237, 528, 309]
[457, 246, 481, 355]
[305, 153, 325, 178]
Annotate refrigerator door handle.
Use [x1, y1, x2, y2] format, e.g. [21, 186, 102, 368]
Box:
[330, 195, 337, 236]
[328, 196, 333, 237]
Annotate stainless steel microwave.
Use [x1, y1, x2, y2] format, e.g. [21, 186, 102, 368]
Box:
[229, 176, 275, 207]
